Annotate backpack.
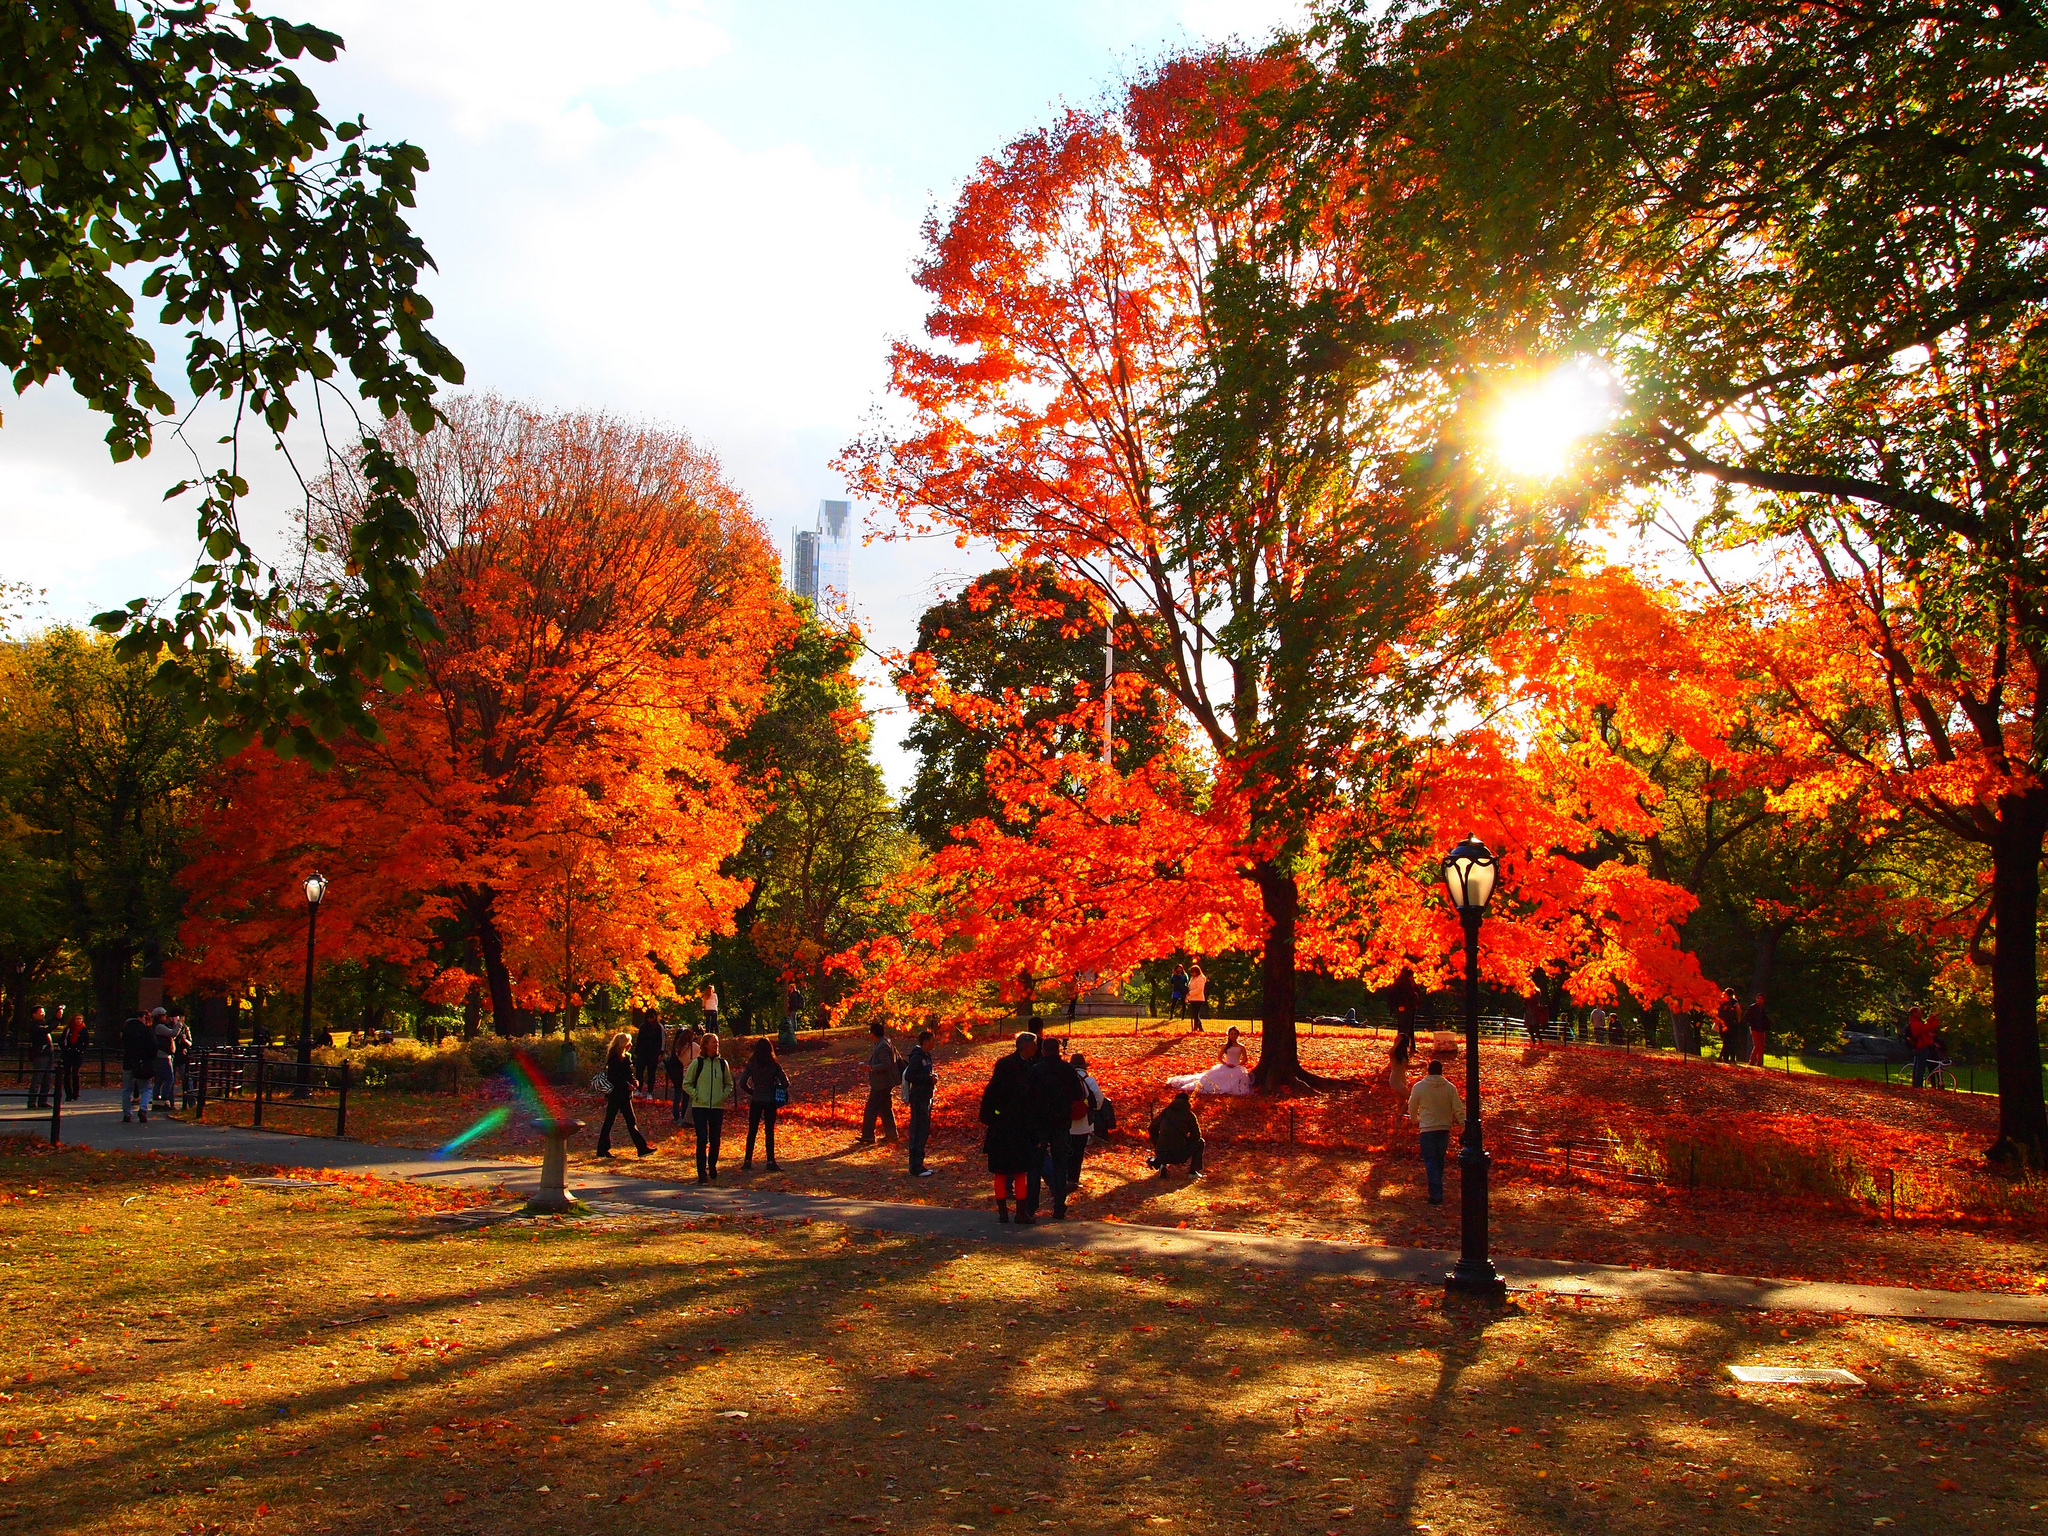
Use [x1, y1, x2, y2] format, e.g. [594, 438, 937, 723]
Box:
[1089, 1086, 1116, 1136]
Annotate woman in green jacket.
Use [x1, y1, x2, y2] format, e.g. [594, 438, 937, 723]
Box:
[684, 1034, 736, 1184]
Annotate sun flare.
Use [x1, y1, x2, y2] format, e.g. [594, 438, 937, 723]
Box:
[1488, 362, 1616, 479]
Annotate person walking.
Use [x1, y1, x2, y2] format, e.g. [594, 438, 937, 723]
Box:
[1185, 963, 1209, 1033]
[1026, 1033, 1082, 1220]
[980, 1032, 1040, 1223]
[1146, 1091, 1205, 1178]
[738, 1037, 788, 1171]
[664, 1024, 694, 1126]
[1716, 987, 1744, 1062]
[1744, 993, 1771, 1067]
[684, 1034, 735, 1183]
[594, 1031, 653, 1158]
[1384, 1037, 1412, 1120]
[1389, 967, 1420, 1055]
[632, 1010, 665, 1096]
[60, 1010, 88, 1102]
[1067, 1050, 1104, 1197]
[25, 1008, 56, 1110]
[1521, 991, 1549, 1044]
[119, 1009, 155, 1123]
[859, 1020, 901, 1145]
[903, 1026, 938, 1177]
[1167, 965, 1189, 1020]
[1405, 1057, 1463, 1205]
[699, 981, 720, 1034]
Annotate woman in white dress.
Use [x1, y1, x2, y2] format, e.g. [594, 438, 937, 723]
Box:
[1167, 1027, 1255, 1096]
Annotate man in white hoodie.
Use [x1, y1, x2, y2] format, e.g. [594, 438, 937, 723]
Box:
[1405, 1058, 1464, 1206]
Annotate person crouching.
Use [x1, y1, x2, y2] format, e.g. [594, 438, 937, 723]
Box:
[1147, 1090, 1205, 1179]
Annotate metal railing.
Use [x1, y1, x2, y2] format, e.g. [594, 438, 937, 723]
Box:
[192, 1048, 351, 1138]
[2, 1041, 115, 1089]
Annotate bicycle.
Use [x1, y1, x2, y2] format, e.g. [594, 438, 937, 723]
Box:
[1922, 1056, 1959, 1091]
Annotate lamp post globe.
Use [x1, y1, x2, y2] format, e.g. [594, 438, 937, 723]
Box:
[1441, 835, 1507, 1302]
[293, 871, 327, 1098]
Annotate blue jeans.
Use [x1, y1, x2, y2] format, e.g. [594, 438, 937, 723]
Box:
[122, 1070, 155, 1118]
[1912, 1048, 1932, 1087]
[1419, 1129, 1451, 1202]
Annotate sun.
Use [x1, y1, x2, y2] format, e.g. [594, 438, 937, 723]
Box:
[1487, 361, 1617, 479]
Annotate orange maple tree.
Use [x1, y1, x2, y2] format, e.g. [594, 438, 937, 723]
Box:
[172, 396, 790, 1026]
[839, 52, 1723, 1078]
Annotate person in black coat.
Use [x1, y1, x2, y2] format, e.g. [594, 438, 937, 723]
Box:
[596, 1031, 653, 1157]
[632, 1012, 665, 1095]
[980, 1032, 1040, 1224]
[1025, 1033, 1083, 1221]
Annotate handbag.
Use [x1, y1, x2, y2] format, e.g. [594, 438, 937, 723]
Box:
[590, 1070, 612, 1095]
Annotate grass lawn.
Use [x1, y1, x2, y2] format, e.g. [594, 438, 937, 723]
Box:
[186, 1026, 2048, 1297]
[2, 1137, 2045, 1536]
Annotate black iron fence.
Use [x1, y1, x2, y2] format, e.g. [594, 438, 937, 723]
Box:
[192, 1049, 351, 1138]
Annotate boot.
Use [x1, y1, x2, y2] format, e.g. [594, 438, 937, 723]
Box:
[997, 1200, 1010, 1224]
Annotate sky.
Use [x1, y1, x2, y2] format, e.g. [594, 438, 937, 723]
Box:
[0, 0, 1307, 791]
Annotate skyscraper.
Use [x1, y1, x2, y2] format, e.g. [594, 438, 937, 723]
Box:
[787, 499, 852, 619]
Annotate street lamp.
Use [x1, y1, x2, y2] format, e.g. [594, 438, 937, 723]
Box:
[294, 872, 327, 1098]
[1441, 835, 1507, 1302]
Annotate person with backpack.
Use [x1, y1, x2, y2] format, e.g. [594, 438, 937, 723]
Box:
[980, 1032, 1040, 1223]
[859, 1020, 900, 1145]
[684, 1034, 736, 1183]
[903, 1026, 938, 1177]
[1067, 1051, 1106, 1197]
[119, 1010, 155, 1122]
[1025, 1034, 1083, 1220]
[738, 1037, 788, 1171]
[594, 1031, 653, 1159]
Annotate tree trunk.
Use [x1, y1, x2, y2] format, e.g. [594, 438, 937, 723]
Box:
[475, 911, 526, 1037]
[1747, 930, 1778, 1013]
[88, 942, 131, 1041]
[1989, 788, 2048, 1167]
[1251, 860, 1306, 1087]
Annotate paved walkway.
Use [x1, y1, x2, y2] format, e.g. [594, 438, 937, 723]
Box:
[9, 1091, 2046, 1326]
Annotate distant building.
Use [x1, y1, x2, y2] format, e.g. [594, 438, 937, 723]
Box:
[787, 499, 852, 619]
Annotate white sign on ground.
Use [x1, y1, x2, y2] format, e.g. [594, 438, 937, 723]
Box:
[1727, 1366, 1865, 1386]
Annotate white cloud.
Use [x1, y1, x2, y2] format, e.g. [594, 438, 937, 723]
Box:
[0, 446, 178, 619]
[500, 117, 923, 437]
[316, 0, 729, 145]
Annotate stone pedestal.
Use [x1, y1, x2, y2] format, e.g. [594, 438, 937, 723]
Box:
[529, 1119, 586, 1212]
